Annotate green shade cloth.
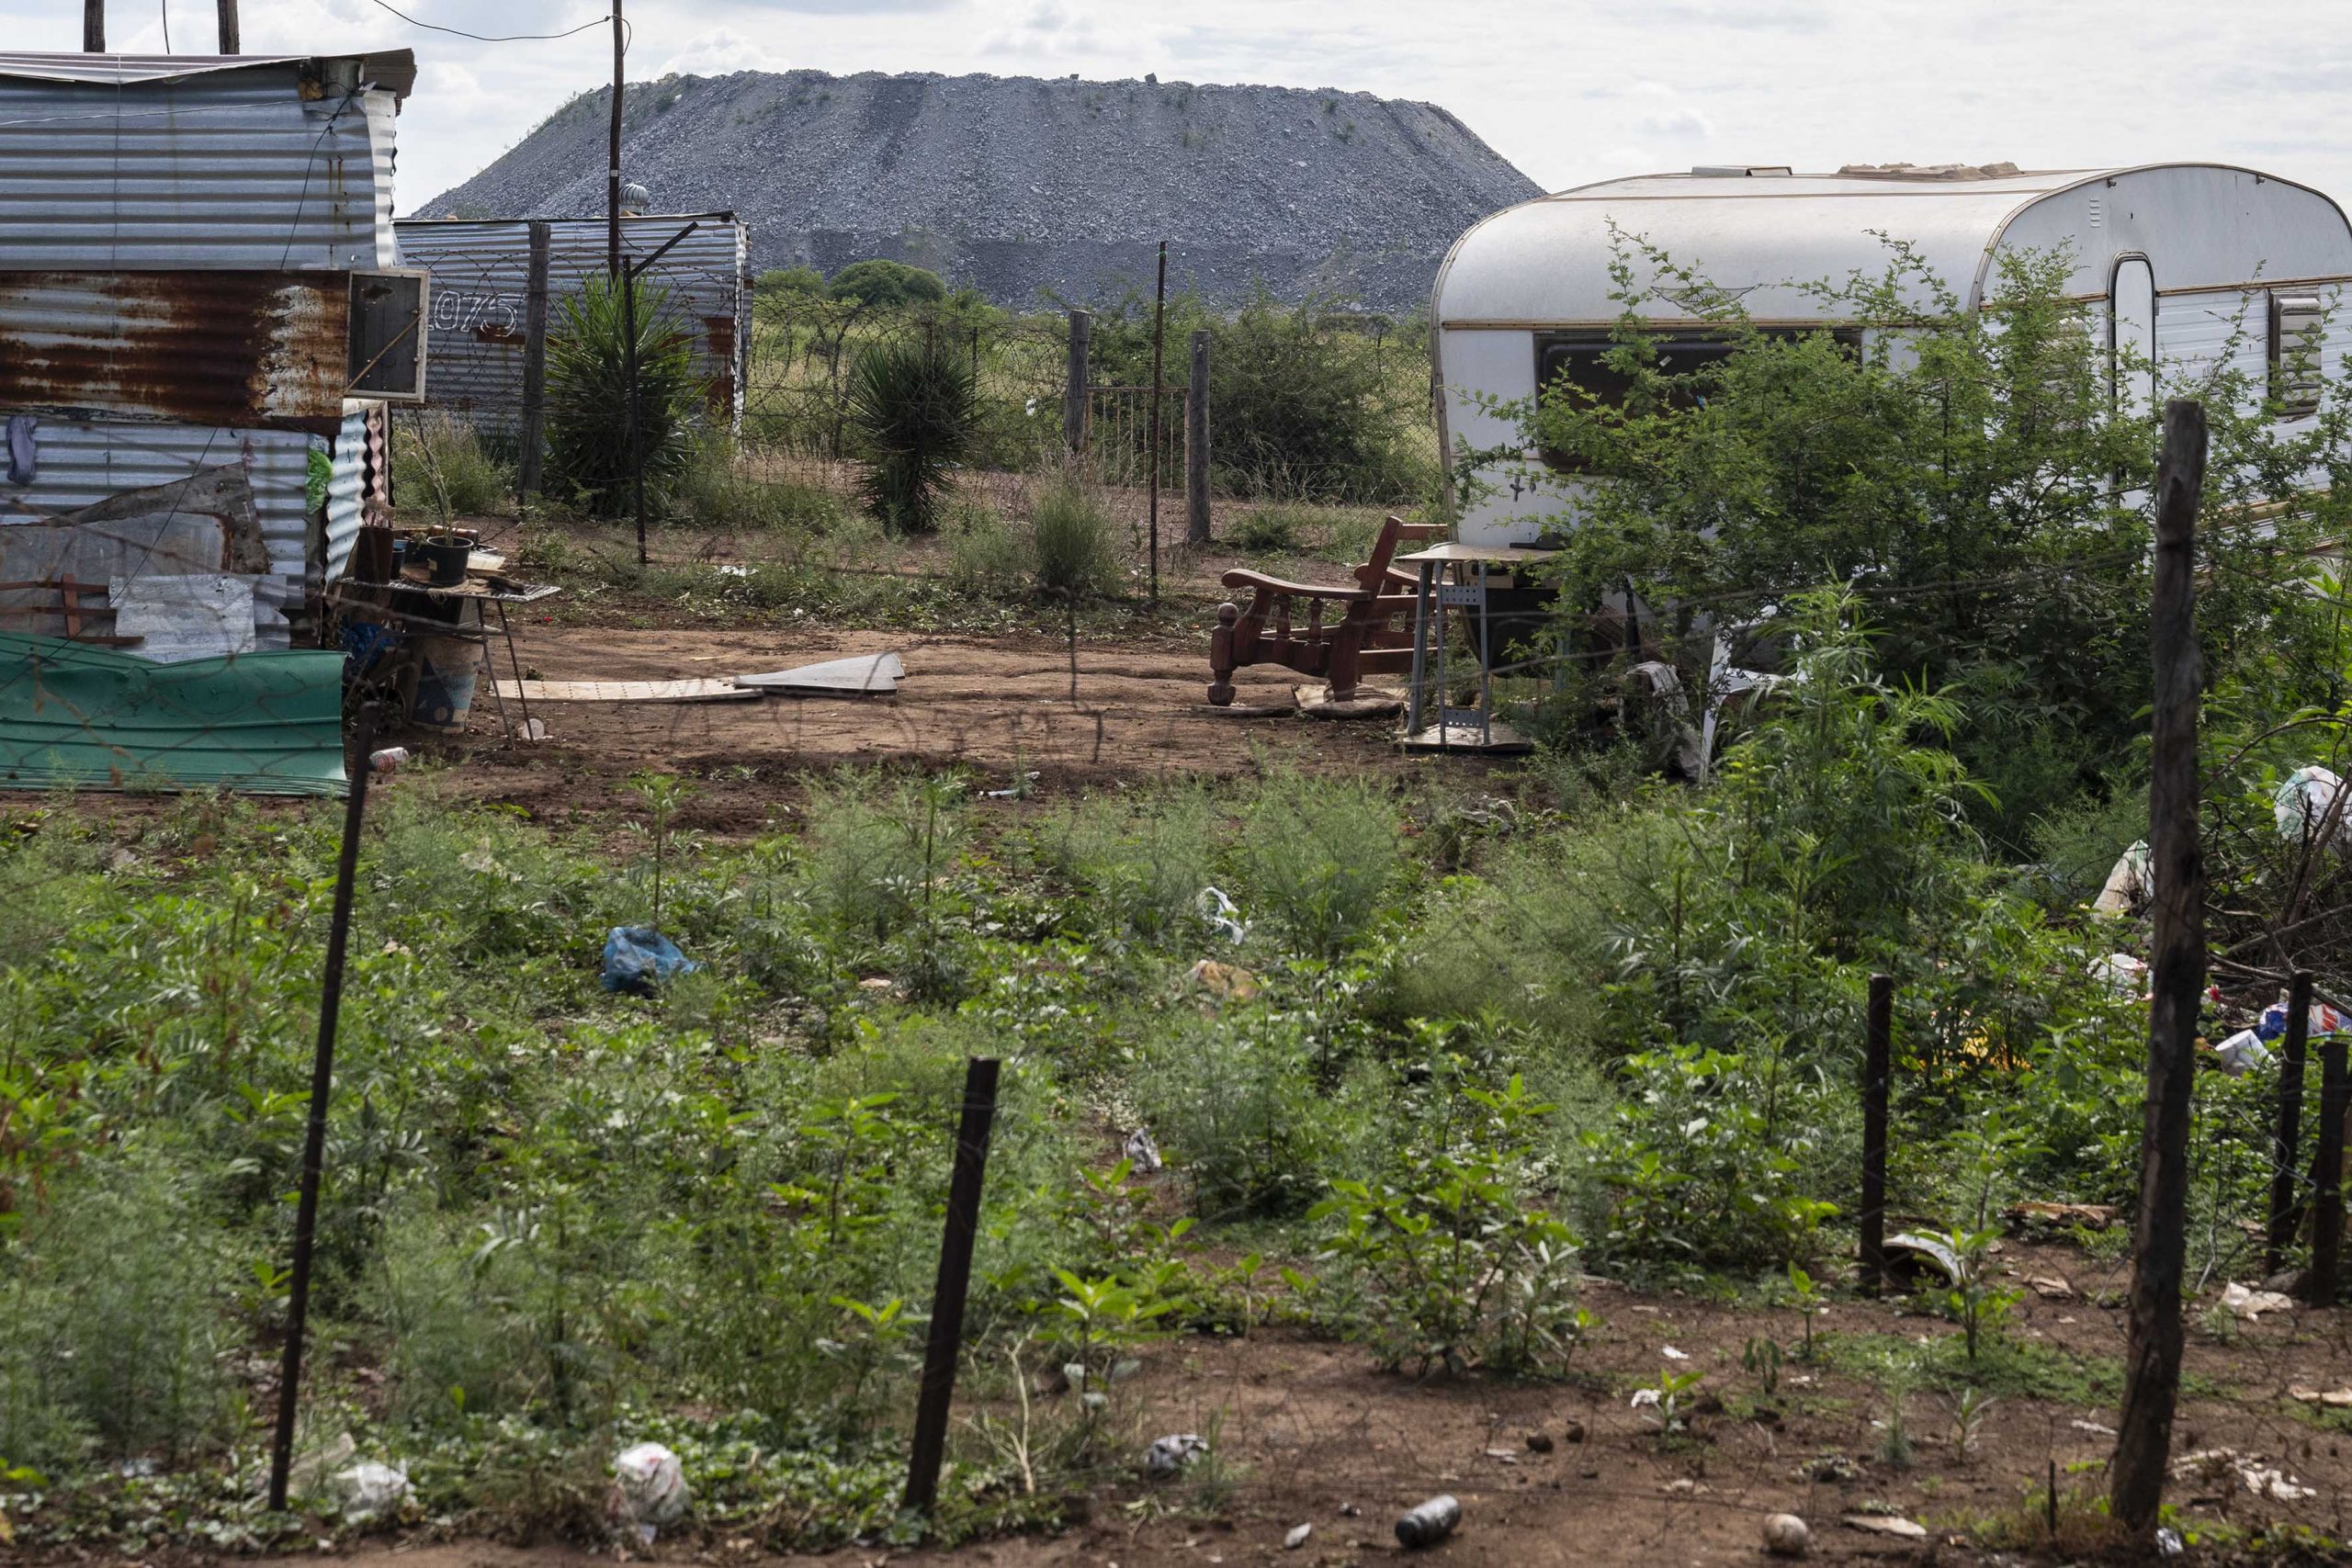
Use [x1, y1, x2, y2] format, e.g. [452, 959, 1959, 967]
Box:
[0, 633, 348, 795]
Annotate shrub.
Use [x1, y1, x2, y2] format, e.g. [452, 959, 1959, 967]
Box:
[0, 1158, 233, 1466]
[827, 259, 949, 308]
[801, 772, 967, 943]
[393, 412, 513, 520]
[846, 338, 977, 534]
[944, 502, 1033, 596]
[663, 440, 846, 532]
[545, 272, 702, 517]
[1237, 774, 1404, 958]
[1033, 787, 1217, 942]
[757, 264, 828, 299]
[1132, 1010, 1337, 1216]
[1028, 475, 1122, 599]
[1310, 1074, 1589, 1377]
[1227, 506, 1301, 555]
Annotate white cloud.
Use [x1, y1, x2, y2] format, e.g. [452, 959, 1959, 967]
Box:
[660, 27, 786, 78]
[1629, 83, 1714, 142]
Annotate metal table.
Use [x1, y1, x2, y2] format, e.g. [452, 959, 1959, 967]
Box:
[327, 570, 560, 742]
[1396, 543, 1555, 754]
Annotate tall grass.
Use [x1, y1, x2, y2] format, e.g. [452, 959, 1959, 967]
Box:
[393, 412, 513, 521]
[1028, 475, 1122, 599]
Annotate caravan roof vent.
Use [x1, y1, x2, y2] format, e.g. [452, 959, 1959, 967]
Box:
[1690, 164, 1792, 177]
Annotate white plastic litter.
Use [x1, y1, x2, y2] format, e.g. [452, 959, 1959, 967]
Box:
[2275, 766, 2347, 849]
[331, 1461, 412, 1518]
[2213, 1029, 2273, 1076]
[2092, 953, 2150, 998]
[2092, 840, 2151, 915]
[1143, 1433, 1210, 1475]
[1124, 1127, 1164, 1174]
[609, 1441, 689, 1542]
[1197, 886, 1248, 944]
[1284, 1522, 1314, 1549]
[2222, 1281, 2296, 1320]
[2156, 1526, 2184, 1559]
[2175, 1447, 2315, 1502]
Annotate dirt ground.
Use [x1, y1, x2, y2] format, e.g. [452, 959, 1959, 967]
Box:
[424, 621, 1478, 824]
[321, 1237, 2352, 1568]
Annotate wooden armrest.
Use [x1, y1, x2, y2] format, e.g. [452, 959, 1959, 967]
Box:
[1220, 568, 1373, 601]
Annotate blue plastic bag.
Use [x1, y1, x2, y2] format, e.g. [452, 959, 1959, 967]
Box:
[601, 926, 695, 994]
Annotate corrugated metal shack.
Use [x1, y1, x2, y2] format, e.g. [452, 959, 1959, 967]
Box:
[0, 51, 424, 655]
[395, 214, 748, 439]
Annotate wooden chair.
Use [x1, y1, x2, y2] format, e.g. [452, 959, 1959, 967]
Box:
[1207, 514, 1444, 705]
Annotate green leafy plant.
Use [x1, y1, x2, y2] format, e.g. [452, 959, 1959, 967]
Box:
[847, 337, 978, 534]
[1742, 1335, 1782, 1401]
[1929, 1225, 2021, 1365]
[626, 771, 695, 930]
[1633, 1365, 1704, 1442]
[1309, 1075, 1589, 1378]
[545, 271, 701, 517]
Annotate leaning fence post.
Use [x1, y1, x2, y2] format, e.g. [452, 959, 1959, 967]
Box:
[1063, 308, 1091, 457]
[516, 220, 551, 503]
[2267, 969, 2316, 1276]
[2307, 1027, 2347, 1305]
[2109, 400, 2209, 1540]
[266, 702, 382, 1512]
[1859, 971, 1893, 1295]
[903, 1056, 1002, 1518]
[1186, 328, 1211, 545]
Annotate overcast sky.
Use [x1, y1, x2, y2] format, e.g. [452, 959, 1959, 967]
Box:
[14, 0, 2351, 215]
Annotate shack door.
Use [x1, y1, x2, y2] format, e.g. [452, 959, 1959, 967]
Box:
[2110, 256, 2156, 419]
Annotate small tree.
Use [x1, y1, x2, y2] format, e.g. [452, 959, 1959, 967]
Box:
[846, 337, 977, 534]
[544, 273, 701, 517]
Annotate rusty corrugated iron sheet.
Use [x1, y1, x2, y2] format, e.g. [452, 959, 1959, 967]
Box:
[0, 270, 356, 430]
[395, 215, 747, 435]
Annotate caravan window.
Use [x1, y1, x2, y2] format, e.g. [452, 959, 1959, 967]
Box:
[1532, 329, 1860, 471]
[2270, 293, 2325, 417]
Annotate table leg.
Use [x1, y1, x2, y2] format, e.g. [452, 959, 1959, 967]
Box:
[1407, 559, 1435, 737]
[495, 600, 535, 740]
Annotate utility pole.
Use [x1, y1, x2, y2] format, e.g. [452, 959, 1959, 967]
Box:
[216, 0, 238, 52]
[606, 0, 625, 277]
[83, 0, 103, 51]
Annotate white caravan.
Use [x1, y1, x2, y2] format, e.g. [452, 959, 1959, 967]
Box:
[1430, 164, 2352, 548]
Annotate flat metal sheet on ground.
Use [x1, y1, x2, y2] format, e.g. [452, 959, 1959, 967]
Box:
[733, 651, 904, 694]
[494, 678, 763, 705]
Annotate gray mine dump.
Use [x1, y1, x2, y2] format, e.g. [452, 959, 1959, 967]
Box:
[419, 69, 1543, 312]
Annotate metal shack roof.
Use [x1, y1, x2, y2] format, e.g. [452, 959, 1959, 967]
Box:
[396, 214, 749, 434]
[0, 50, 408, 270]
[1433, 164, 2352, 326]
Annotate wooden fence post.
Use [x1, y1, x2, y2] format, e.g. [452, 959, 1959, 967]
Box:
[1187, 329, 1211, 545]
[515, 220, 551, 504]
[1063, 309, 1091, 458]
[1859, 972, 1893, 1294]
[903, 1057, 1002, 1518]
[2109, 400, 2208, 1540]
[2267, 969, 2316, 1276]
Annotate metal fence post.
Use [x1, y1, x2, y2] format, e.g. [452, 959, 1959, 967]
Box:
[2267, 970, 2316, 1276]
[515, 220, 551, 503]
[1860, 972, 1893, 1294]
[2307, 1030, 2347, 1305]
[903, 1057, 1002, 1518]
[1186, 329, 1211, 545]
[1063, 308, 1091, 458]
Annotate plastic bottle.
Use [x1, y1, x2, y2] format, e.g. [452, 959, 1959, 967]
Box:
[1394, 1495, 1461, 1549]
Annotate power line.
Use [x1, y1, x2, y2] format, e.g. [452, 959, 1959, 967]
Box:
[365, 0, 612, 43]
